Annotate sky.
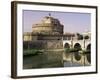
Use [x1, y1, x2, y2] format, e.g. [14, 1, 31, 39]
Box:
[23, 10, 91, 34]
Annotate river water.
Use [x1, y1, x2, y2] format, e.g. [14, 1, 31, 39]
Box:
[23, 52, 90, 69]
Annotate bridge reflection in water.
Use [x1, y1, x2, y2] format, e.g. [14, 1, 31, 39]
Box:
[63, 52, 91, 67]
[23, 49, 91, 69]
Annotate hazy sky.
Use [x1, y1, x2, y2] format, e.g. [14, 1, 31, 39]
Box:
[23, 10, 91, 33]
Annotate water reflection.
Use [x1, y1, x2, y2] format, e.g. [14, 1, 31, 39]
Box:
[23, 50, 91, 69]
[23, 51, 64, 69]
[63, 51, 91, 67]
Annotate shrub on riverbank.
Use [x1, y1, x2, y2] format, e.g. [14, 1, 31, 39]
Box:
[65, 48, 79, 53]
[23, 49, 44, 57]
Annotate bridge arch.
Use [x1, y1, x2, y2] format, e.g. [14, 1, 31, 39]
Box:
[74, 43, 82, 50]
[86, 44, 91, 63]
[64, 43, 70, 48]
[86, 44, 91, 50]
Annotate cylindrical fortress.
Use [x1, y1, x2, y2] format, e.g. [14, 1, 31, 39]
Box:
[32, 16, 63, 34]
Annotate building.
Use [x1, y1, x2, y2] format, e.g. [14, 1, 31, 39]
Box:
[32, 15, 64, 34]
[23, 14, 75, 50]
[23, 14, 75, 41]
[23, 14, 91, 68]
[23, 14, 64, 41]
[23, 14, 90, 50]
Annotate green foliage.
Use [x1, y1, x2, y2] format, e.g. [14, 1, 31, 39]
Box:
[84, 35, 89, 39]
[76, 33, 83, 40]
[64, 48, 90, 54]
[65, 48, 79, 53]
[23, 49, 44, 57]
[81, 50, 91, 54]
[75, 47, 81, 51]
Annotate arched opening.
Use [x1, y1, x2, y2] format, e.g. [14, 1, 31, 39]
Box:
[64, 43, 70, 49]
[74, 43, 82, 50]
[87, 44, 91, 50]
[86, 44, 91, 63]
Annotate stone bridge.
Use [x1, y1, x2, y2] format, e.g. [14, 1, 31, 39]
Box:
[63, 39, 91, 66]
[63, 39, 91, 50]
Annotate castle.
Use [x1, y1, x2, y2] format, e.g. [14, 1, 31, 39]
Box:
[23, 14, 91, 68]
[23, 14, 90, 50]
[23, 14, 74, 49]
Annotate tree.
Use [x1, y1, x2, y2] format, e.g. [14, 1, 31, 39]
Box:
[76, 33, 83, 40]
[84, 35, 89, 39]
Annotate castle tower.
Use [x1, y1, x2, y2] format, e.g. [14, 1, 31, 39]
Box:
[32, 14, 63, 35]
